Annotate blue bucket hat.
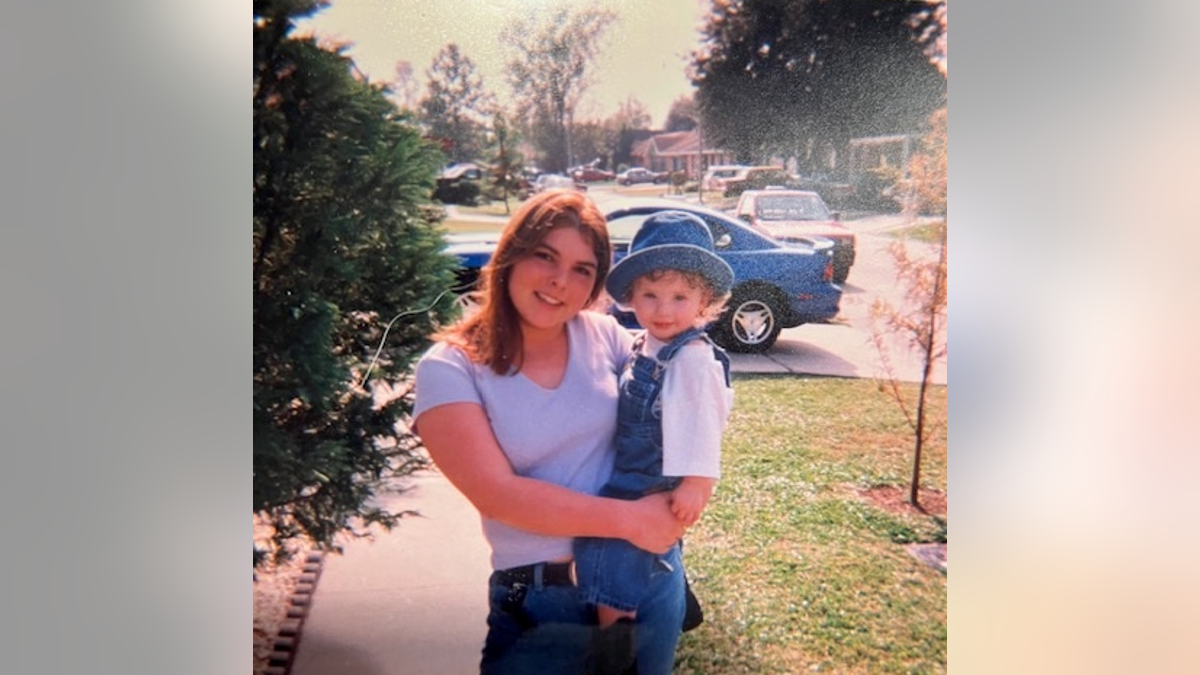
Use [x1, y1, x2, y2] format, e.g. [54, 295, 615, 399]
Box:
[606, 210, 735, 302]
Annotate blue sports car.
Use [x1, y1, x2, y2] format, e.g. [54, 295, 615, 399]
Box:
[444, 194, 843, 352]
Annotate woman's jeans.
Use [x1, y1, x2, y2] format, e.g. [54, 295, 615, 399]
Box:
[480, 543, 685, 675]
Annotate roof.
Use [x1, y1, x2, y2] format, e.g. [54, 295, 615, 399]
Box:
[649, 131, 698, 156]
[847, 134, 913, 147]
[635, 129, 729, 158]
[630, 138, 653, 157]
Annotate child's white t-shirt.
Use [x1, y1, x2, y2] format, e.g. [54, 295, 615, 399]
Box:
[642, 334, 733, 480]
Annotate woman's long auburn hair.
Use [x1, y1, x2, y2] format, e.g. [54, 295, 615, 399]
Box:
[436, 189, 612, 375]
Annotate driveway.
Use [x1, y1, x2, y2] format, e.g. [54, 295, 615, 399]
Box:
[732, 216, 946, 385]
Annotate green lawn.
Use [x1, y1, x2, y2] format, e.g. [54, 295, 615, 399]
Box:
[887, 217, 946, 244]
[675, 375, 947, 674]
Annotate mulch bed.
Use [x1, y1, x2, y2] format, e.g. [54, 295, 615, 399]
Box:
[855, 485, 947, 573]
[856, 485, 946, 517]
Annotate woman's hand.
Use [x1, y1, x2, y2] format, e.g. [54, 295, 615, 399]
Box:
[621, 492, 688, 554]
[419, 402, 682, 544]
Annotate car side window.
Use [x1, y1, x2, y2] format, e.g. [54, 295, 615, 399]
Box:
[707, 220, 733, 250]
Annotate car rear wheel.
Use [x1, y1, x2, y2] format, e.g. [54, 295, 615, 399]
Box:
[709, 288, 783, 353]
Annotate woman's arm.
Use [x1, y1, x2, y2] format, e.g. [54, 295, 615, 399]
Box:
[416, 402, 685, 553]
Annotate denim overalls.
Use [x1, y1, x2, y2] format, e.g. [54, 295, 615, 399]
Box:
[574, 327, 731, 614]
[602, 326, 731, 500]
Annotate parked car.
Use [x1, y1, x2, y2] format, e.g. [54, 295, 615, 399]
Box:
[721, 165, 798, 198]
[616, 167, 668, 186]
[433, 162, 487, 205]
[442, 194, 842, 352]
[526, 173, 586, 197]
[700, 164, 750, 192]
[732, 188, 856, 284]
[571, 165, 616, 182]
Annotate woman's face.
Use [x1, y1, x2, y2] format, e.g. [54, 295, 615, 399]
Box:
[507, 225, 599, 334]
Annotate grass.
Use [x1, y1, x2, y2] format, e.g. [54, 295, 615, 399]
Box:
[675, 375, 947, 674]
[887, 217, 946, 244]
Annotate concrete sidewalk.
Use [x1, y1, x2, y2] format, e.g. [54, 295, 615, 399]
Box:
[289, 471, 491, 675]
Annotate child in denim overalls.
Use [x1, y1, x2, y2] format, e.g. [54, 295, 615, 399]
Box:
[574, 211, 735, 675]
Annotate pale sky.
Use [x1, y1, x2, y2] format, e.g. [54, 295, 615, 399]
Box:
[295, 0, 712, 128]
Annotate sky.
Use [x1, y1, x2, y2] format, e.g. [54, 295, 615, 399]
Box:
[295, 0, 712, 128]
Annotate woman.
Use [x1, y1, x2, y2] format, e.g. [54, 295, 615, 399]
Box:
[412, 189, 688, 675]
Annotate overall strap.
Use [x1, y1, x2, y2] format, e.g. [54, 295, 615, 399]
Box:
[708, 336, 732, 388]
[640, 328, 732, 386]
[655, 327, 708, 363]
[659, 328, 733, 388]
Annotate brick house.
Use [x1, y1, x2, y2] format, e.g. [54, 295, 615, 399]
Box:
[629, 129, 735, 180]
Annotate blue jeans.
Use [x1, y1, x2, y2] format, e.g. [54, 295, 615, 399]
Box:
[480, 545, 685, 675]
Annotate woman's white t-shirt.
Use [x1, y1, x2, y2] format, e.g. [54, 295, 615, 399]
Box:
[412, 311, 635, 570]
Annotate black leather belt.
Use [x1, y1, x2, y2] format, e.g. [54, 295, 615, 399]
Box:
[494, 561, 576, 587]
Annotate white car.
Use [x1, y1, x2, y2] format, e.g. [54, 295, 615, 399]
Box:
[701, 164, 750, 192]
[527, 173, 585, 196]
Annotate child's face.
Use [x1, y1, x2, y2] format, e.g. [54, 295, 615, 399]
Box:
[628, 270, 709, 342]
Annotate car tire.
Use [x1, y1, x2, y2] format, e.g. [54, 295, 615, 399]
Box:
[709, 288, 783, 353]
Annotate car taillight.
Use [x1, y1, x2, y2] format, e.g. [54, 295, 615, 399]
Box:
[823, 258, 834, 282]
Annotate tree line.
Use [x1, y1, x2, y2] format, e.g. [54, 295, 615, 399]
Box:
[395, 6, 652, 177]
[395, 0, 944, 183]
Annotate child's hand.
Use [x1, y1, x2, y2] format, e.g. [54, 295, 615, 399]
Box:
[670, 492, 703, 526]
[670, 477, 716, 527]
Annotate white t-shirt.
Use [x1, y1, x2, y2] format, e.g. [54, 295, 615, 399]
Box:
[412, 311, 635, 570]
[642, 334, 733, 480]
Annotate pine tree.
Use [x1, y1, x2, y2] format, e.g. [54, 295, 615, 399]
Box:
[253, 0, 460, 563]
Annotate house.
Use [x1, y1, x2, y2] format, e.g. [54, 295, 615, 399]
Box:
[847, 134, 914, 181]
[629, 129, 735, 181]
